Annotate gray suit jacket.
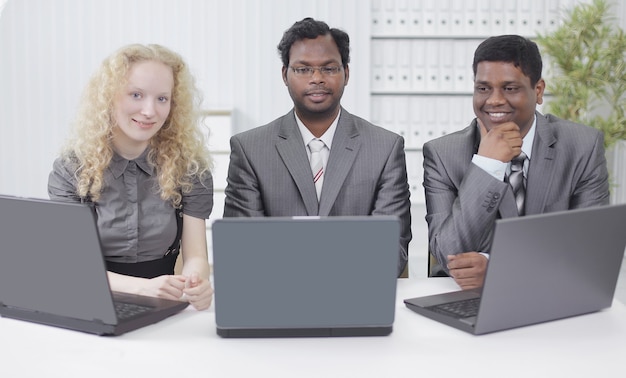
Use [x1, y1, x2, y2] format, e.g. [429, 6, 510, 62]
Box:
[224, 108, 412, 275]
[423, 112, 610, 269]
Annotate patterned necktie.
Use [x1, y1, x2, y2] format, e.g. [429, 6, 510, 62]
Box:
[508, 152, 527, 215]
[308, 139, 325, 200]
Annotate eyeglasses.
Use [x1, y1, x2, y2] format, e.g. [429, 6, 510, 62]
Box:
[289, 65, 343, 77]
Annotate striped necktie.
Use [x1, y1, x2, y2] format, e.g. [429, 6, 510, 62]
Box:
[507, 152, 527, 215]
[308, 139, 325, 201]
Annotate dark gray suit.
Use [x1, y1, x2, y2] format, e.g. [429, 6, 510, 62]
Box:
[224, 108, 412, 275]
[424, 112, 610, 269]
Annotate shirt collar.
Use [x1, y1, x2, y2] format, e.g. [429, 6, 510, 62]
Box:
[110, 148, 155, 178]
[295, 109, 341, 150]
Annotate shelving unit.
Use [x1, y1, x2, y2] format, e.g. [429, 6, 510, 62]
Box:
[369, 0, 582, 204]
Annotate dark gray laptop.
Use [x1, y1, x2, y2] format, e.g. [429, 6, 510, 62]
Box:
[0, 195, 188, 336]
[212, 216, 399, 337]
[405, 204, 626, 335]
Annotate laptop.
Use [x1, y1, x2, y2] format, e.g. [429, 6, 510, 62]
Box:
[405, 203, 626, 335]
[0, 195, 189, 336]
[212, 216, 400, 337]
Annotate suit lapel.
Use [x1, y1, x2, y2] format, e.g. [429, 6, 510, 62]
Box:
[275, 111, 320, 216]
[318, 110, 361, 216]
[525, 113, 557, 215]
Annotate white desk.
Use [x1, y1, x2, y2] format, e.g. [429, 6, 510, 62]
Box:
[3, 277, 626, 378]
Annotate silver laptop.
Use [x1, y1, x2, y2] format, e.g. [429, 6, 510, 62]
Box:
[0, 195, 188, 336]
[405, 204, 626, 335]
[212, 216, 400, 337]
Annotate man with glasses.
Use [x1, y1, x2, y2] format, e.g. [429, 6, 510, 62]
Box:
[223, 17, 412, 277]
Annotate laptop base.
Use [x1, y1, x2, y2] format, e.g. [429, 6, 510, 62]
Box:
[0, 305, 116, 335]
[404, 301, 476, 334]
[1, 300, 189, 336]
[217, 326, 393, 338]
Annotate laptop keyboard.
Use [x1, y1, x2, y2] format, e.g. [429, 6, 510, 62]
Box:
[427, 297, 480, 318]
[114, 301, 153, 320]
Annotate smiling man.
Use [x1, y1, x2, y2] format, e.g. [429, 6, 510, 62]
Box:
[223, 18, 412, 277]
[423, 35, 609, 289]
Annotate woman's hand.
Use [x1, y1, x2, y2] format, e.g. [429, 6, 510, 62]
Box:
[140, 275, 187, 301]
[182, 273, 214, 310]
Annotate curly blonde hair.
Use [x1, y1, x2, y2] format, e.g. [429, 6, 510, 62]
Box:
[62, 44, 212, 207]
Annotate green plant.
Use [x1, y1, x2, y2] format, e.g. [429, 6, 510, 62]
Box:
[536, 0, 626, 148]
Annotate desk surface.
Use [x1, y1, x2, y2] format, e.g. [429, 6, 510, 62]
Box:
[3, 277, 626, 377]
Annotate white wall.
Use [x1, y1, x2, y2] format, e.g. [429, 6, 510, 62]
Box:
[0, 0, 370, 199]
[1, 0, 625, 201]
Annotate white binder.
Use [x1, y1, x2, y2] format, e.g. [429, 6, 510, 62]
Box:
[439, 40, 454, 92]
[394, 95, 410, 142]
[450, 0, 465, 35]
[435, 0, 452, 35]
[383, 40, 398, 91]
[405, 150, 425, 204]
[530, 0, 545, 37]
[395, 0, 411, 36]
[371, 0, 384, 36]
[408, 95, 425, 149]
[410, 39, 427, 92]
[546, 0, 561, 33]
[518, 0, 533, 36]
[381, 0, 397, 35]
[396, 39, 412, 91]
[490, 0, 506, 35]
[464, 0, 479, 35]
[452, 39, 470, 93]
[423, 96, 438, 143]
[449, 96, 475, 134]
[425, 39, 440, 92]
[477, 0, 492, 36]
[505, 0, 520, 34]
[408, 0, 423, 35]
[380, 96, 396, 135]
[370, 39, 386, 92]
[435, 97, 451, 140]
[422, 0, 437, 35]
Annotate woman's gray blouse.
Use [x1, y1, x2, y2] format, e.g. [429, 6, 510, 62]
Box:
[48, 150, 213, 263]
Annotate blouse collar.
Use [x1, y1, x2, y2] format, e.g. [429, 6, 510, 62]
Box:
[110, 148, 154, 178]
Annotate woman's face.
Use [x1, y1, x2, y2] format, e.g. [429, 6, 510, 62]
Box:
[112, 60, 174, 158]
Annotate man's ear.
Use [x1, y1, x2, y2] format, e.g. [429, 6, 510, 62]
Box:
[535, 78, 546, 105]
[282, 66, 288, 85]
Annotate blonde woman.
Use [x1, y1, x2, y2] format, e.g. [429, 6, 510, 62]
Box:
[48, 44, 214, 310]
